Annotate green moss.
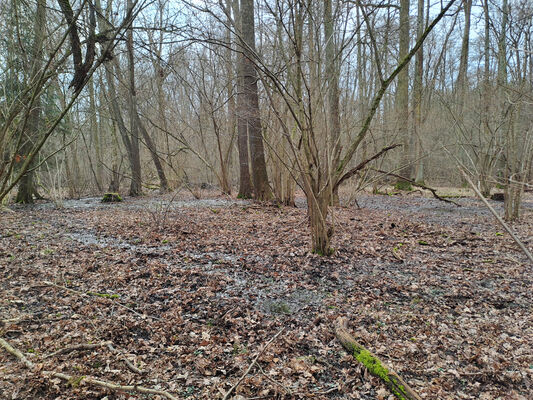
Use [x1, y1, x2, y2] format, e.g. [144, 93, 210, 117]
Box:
[68, 375, 85, 388]
[101, 192, 122, 203]
[394, 181, 413, 191]
[350, 347, 410, 399]
[355, 349, 389, 380]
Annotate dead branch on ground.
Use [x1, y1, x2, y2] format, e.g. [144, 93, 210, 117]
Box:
[43, 340, 143, 375]
[335, 318, 422, 400]
[0, 337, 176, 400]
[222, 327, 285, 400]
[372, 169, 461, 206]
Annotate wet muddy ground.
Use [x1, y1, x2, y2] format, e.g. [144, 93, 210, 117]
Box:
[1, 190, 532, 399]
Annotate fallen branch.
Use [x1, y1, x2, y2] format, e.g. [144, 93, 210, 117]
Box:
[0, 337, 176, 400]
[44, 342, 111, 359]
[334, 318, 422, 400]
[106, 342, 144, 375]
[222, 327, 285, 400]
[372, 169, 461, 206]
[43, 341, 143, 375]
[460, 169, 533, 264]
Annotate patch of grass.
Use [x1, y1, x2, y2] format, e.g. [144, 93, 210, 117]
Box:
[232, 343, 248, 355]
[269, 301, 291, 314]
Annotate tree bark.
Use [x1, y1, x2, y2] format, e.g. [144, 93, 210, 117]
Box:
[240, 0, 272, 201]
[234, 0, 253, 199]
[413, 0, 425, 184]
[16, 0, 46, 203]
[325, 0, 341, 206]
[126, 0, 142, 196]
[396, 0, 413, 183]
[455, 0, 471, 112]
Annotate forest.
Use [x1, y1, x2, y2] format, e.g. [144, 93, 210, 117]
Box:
[0, 0, 532, 399]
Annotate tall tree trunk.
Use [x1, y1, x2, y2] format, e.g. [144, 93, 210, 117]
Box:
[325, 0, 341, 205]
[16, 0, 45, 203]
[96, 0, 137, 195]
[455, 0, 471, 112]
[137, 113, 169, 192]
[88, 76, 103, 192]
[413, 0, 425, 183]
[396, 0, 412, 185]
[240, 0, 272, 201]
[234, 0, 253, 199]
[126, 0, 142, 196]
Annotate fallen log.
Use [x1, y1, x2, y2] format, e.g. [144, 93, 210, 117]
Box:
[335, 318, 422, 400]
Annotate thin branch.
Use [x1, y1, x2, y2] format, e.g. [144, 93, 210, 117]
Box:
[222, 327, 285, 400]
[460, 169, 533, 264]
[0, 337, 178, 400]
[372, 169, 461, 206]
[44, 342, 111, 359]
[334, 144, 401, 190]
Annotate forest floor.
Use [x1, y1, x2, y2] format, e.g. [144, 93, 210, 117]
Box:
[0, 188, 532, 400]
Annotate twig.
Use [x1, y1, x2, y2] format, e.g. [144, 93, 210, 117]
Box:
[257, 363, 292, 395]
[0, 337, 177, 400]
[44, 342, 111, 359]
[222, 327, 285, 400]
[372, 169, 461, 206]
[460, 169, 533, 264]
[43, 341, 143, 375]
[335, 144, 401, 190]
[42, 280, 162, 321]
[106, 342, 144, 375]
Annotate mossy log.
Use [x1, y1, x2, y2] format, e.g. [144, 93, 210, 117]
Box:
[101, 192, 122, 203]
[335, 318, 422, 400]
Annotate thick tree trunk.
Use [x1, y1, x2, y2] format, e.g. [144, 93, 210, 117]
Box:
[396, 0, 413, 184]
[240, 0, 272, 201]
[16, 0, 46, 203]
[234, 0, 253, 199]
[126, 0, 142, 196]
[306, 190, 333, 256]
[236, 70, 253, 199]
